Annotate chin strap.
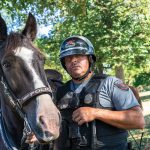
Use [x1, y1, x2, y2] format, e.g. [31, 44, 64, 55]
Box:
[72, 68, 91, 81]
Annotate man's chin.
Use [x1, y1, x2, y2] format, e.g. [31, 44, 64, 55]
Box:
[71, 74, 83, 79]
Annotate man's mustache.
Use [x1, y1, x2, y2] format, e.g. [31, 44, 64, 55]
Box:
[71, 64, 81, 69]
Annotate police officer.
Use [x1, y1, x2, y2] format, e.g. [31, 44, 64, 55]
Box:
[54, 35, 145, 150]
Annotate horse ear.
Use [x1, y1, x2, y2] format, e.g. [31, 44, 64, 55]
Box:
[22, 13, 37, 41]
[0, 14, 7, 41]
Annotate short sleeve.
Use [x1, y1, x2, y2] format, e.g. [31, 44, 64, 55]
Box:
[99, 77, 139, 110]
[112, 77, 139, 110]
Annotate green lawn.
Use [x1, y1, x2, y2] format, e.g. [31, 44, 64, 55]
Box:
[140, 90, 150, 102]
[128, 94, 150, 150]
[129, 118, 150, 150]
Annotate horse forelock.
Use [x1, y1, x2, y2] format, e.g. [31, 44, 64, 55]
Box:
[5, 32, 44, 57]
[6, 32, 23, 52]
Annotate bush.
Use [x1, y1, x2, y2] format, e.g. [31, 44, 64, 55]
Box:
[133, 72, 150, 87]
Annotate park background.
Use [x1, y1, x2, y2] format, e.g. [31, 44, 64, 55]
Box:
[0, 0, 150, 149]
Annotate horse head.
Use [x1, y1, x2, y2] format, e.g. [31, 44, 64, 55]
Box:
[0, 13, 61, 148]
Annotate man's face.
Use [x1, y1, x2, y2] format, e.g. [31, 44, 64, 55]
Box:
[64, 54, 89, 79]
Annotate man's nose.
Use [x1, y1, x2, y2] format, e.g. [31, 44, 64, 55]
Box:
[71, 56, 78, 62]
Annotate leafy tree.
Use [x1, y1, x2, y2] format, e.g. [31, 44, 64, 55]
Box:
[133, 72, 150, 87]
[49, 0, 150, 83]
[1, 0, 150, 84]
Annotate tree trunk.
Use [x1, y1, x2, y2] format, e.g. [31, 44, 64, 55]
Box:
[115, 64, 125, 81]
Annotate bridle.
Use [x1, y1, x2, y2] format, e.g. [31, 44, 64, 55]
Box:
[0, 73, 53, 150]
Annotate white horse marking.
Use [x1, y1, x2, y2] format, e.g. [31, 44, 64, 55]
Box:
[14, 47, 44, 89]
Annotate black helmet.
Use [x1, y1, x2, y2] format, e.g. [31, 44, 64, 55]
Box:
[60, 35, 96, 69]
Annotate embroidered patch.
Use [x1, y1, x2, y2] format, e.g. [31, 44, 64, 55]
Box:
[114, 82, 129, 91]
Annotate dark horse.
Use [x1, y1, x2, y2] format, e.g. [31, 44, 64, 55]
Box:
[0, 13, 61, 150]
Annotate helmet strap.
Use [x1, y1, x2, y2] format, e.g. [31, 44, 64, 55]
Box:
[72, 68, 91, 81]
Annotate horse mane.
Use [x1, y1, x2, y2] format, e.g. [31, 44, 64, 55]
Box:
[129, 86, 143, 109]
[45, 69, 64, 97]
[45, 69, 63, 82]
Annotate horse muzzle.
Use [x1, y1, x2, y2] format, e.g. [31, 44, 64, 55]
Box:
[40, 112, 61, 139]
[24, 94, 61, 143]
[33, 111, 61, 143]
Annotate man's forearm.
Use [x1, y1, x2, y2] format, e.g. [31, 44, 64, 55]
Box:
[93, 106, 145, 129]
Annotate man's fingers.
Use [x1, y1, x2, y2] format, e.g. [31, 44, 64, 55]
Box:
[25, 133, 38, 144]
[78, 120, 85, 125]
[72, 111, 80, 121]
[73, 116, 81, 122]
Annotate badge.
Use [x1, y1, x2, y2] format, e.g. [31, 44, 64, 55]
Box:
[84, 94, 93, 104]
[114, 82, 129, 91]
[65, 40, 75, 48]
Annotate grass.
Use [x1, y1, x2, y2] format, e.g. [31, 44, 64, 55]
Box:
[141, 95, 150, 102]
[140, 91, 150, 102]
[128, 120, 150, 150]
[128, 93, 150, 150]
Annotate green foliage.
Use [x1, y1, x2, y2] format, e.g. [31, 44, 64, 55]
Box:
[133, 72, 150, 87]
[35, 37, 70, 81]
[1, 0, 150, 83]
[49, 0, 150, 80]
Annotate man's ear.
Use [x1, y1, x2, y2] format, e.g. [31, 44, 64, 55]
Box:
[62, 58, 67, 70]
[88, 55, 95, 72]
[89, 55, 94, 64]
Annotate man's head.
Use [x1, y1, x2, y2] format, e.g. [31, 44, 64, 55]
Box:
[59, 35, 96, 81]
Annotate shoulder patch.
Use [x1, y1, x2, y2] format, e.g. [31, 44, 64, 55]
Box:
[114, 82, 129, 91]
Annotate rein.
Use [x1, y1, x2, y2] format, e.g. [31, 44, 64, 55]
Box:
[0, 76, 53, 150]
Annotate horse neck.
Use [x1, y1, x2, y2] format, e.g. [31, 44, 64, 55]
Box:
[1, 97, 24, 146]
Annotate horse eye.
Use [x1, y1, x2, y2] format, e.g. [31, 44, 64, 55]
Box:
[2, 61, 11, 69]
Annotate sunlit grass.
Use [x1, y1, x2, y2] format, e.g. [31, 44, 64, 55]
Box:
[128, 94, 150, 150]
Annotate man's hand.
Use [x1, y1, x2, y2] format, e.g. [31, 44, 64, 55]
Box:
[72, 107, 96, 125]
[25, 133, 38, 144]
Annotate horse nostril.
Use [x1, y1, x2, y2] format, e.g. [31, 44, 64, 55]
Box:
[45, 131, 53, 137]
[39, 116, 46, 127]
[38, 115, 60, 140]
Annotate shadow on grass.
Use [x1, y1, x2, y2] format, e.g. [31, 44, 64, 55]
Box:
[141, 95, 150, 102]
[128, 114, 150, 150]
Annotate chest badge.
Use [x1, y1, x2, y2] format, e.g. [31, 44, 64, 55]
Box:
[84, 94, 93, 104]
